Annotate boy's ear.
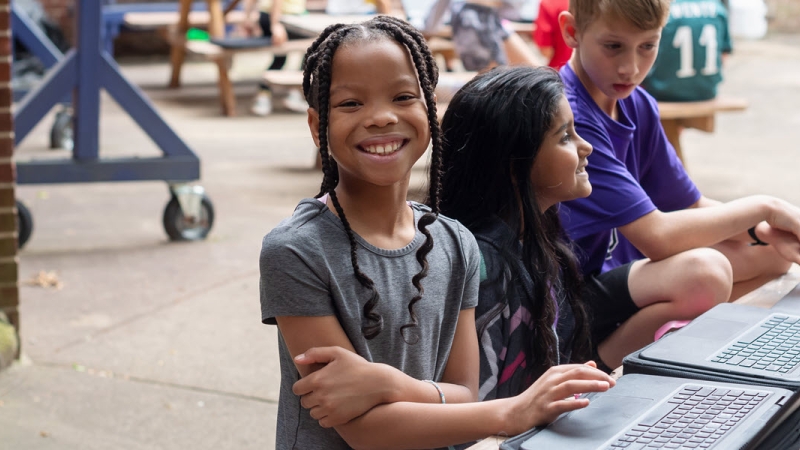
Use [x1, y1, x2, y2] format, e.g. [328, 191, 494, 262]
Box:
[307, 108, 321, 148]
[559, 11, 579, 49]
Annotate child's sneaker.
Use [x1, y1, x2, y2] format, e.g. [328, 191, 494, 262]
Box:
[282, 88, 308, 113]
[251, 89, 273, 116]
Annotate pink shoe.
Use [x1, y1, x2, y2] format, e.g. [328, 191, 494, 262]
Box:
[654, 320, 691, 341]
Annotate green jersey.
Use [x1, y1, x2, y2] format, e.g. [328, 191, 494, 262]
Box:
[643, 0, 733, 102]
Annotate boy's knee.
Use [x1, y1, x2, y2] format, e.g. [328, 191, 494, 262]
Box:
[672, 248, 733, 315]
[764, 250, 793, 277]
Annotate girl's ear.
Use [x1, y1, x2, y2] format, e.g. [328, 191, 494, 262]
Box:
[559, 11, 579, 49]
[307, 108, 321, 148]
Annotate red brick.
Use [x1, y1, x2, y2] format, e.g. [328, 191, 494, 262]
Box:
[0, 11, 9, 31]
[0, 88, 9, 107]
[0, 259, 17, 284]
[0, 286, 16, 309]
[0, 210, 13, 233]
[0, 139, 11, 158]
[0, 111, 11, 133]
[0, 61, 9, 84]
[0, 186, 11, 207]
[0, 163, 12, 183]
[0, 235, 14, 256]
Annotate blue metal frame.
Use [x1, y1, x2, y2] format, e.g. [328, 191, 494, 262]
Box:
[11, 4, 69, 103]
[14, 0, 200, 184]
[11, 4, 62, 67]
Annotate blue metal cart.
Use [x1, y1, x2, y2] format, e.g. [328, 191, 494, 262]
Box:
[13, 1, 214, 248]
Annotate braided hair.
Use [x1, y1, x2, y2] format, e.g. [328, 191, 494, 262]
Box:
[440, 66, 592, 388]
[302, 16, 443, 343]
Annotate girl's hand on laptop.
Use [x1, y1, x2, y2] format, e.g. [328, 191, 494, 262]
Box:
[292, 346, 393, 428]
[506, 361, 615, 430]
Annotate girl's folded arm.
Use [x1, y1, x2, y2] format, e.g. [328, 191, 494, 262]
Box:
[277, 310, 479, 424]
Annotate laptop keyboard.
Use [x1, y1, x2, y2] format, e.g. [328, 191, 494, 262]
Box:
[710, 314, 800, 373]
[604, 385, 769, 449]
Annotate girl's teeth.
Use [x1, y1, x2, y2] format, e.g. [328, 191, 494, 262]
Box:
[365, 142, 400, 154]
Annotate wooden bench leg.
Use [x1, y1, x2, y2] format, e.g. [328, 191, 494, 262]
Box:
[215, 59, 237, 117]
[169, 0, 193, 88]
[661, 118, 685, 168]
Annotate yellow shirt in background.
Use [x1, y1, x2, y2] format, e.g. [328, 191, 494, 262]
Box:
[258, 0, 307, 15]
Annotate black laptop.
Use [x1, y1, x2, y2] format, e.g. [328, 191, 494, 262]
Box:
[500, 373, 800, 450]
[637, 302, 800, 383]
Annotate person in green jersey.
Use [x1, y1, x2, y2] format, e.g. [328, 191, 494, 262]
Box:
[642, 0, 732, 102]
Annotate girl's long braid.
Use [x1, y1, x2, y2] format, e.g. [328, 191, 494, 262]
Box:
[302, 17, 442, 341]
[369, 16, 442, 343]
[303, 23, 347, 197]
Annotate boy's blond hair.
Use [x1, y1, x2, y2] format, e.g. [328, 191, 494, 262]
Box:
[570, 0, 671, 33]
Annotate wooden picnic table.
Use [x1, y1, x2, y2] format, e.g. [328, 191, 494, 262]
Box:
[156, 0, 315, 116]
[280, 13, 395, 37]
[279, 12, 533, 39]
[466, 264, 800, 450]
[658, 96, 749, 168]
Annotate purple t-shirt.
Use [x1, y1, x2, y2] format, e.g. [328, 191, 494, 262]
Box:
[558, 64, 701, 275]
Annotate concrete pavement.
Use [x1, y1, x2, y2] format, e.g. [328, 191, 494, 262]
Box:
[0, 33, 799, 449]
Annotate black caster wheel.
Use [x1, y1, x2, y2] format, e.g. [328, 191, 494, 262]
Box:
[49, 108, 74, 151]
[15, 200, 33, 249]
[162, 195, 214, 241]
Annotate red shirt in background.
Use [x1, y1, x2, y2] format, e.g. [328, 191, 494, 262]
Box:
[533, 0, 572, 69]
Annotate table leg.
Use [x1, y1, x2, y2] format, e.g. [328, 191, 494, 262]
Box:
[169, 0, 193, 88]
[207, 0, 237, 116]
[216, 59, 236, 116]
[661, 118, 685, 168]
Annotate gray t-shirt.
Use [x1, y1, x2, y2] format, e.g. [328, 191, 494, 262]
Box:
[260, 198, 480, 450]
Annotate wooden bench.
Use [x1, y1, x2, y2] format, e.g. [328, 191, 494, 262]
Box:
[658, 97, 749, 168]
[172, 35, 314, 116]
[122, 9, 248, 31]
[122, 0, 315, 116]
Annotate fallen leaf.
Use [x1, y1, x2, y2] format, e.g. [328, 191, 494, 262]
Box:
[23, 271, 64, 290]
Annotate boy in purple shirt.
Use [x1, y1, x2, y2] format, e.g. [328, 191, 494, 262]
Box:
[556, 0, 800, 370]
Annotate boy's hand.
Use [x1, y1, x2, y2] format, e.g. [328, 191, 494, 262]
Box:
[504, 362, 615, 433]
[237, 17, 261, 37]
[292, 346, 392, 428]
[765, 200, 800, 243]
[270, 22, 288, 46]
[757, 225, 800, 264]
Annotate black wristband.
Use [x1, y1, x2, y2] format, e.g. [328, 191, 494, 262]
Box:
[748, 226, 768, 246]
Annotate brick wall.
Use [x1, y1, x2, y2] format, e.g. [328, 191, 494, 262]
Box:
[0, 0, 18, 355]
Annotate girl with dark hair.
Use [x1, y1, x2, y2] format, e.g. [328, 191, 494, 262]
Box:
[260, 17, 614, 450]
[440, 65, 607, 400]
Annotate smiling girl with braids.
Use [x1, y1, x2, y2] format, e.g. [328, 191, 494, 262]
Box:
[260, 16, 614, 450]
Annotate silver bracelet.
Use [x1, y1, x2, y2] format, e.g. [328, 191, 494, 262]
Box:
[423, 379, 446, 404]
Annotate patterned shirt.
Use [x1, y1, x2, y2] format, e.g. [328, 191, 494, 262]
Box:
[472, 216, 576, 400]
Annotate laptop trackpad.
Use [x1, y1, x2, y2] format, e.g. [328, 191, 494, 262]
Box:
[520, 395, 654, 449]
[680, 318, 747, 340]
